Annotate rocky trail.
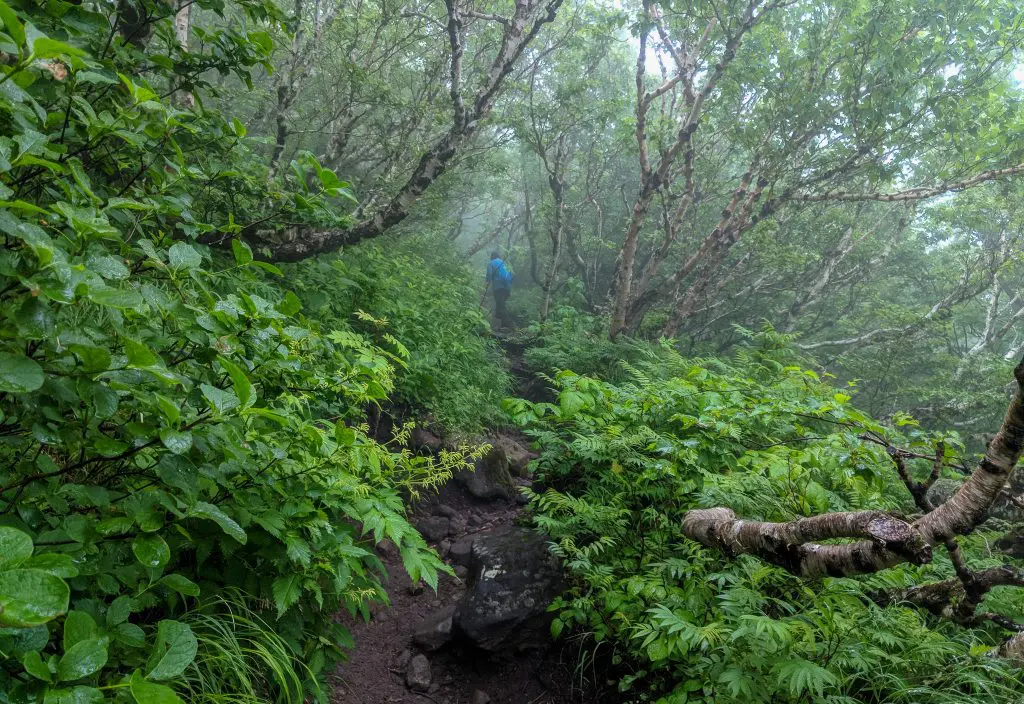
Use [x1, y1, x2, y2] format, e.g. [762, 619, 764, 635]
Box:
[330, 337, 593, 704]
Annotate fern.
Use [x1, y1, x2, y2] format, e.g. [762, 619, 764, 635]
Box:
[517, 345, 1024, 702]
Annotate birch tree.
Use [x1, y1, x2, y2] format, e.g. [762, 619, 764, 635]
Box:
[604, 0, 1024, 339]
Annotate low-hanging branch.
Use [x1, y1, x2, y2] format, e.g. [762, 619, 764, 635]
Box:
[682, 356, 1024, 578]
[787, 162, 1024, 204]
[255, 0, 563, 262]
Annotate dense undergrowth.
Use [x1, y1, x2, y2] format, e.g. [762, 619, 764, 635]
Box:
[512, 330, 1024, 703]
[290, 238, 512, 434]
[0, 2, 504, 702]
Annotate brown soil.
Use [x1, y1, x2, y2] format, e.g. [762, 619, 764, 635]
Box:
[331, 338, 602, 704]
[329, 481, 582, 704]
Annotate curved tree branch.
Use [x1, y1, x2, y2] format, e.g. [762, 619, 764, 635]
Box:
[256, 0, 564, 261]
[788, 162, 1024, 204]
[682, 357, 1024, 578]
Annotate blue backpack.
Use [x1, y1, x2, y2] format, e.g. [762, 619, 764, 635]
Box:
[489, 258, 513, 288]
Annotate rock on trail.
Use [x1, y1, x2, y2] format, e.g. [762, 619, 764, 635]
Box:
[330, 432, 582, 704]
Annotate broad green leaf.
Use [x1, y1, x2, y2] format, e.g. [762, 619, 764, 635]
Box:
[231, 238, 253, 264]
[124, 339, 160, 368]
[200, 383, 239, 415]
[0, 625, 48, 656]
[217, 356, 252, 408]
[23, 650, 52, 682]
[276, 291, 302, 316]
[550, 617, 564, 639]
[57, 637, 108, 682]
[0, 568, 69, 626]
[43, 686, 104, 704]
[106, 596, 135, 627]
[24, 554, 79, 579]
[31, 37, 86, 59]
[160, 574, 199, 597]
[0, 352, 44, 393]
[114, 623, 145, 648]
[15, 298, 54, 339]
[0, 0, 26, 49]
[130, 670, 183, 704]
[167, 243, 201, 271]
[159, 429, 192, 455]
[154, 394, 180, 425]
[251, 261, 282, 276]
[146, 620, 197, 680]
[14, 130, 45, 159]
[68, 345, 111, 373]
[63, 611, 97, 651]
[131, 534, 170, 569]
[271, 574, 301, 616]
[89, 287, 145, 311]
[189, 502, 246, 544]
[0, 527, 32, 569]
[335, 422, 356, 447]
[86, 254, 129, 280]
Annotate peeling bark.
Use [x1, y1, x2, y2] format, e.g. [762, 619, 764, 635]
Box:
[682, 357, 1024, 578]
[172, 0, 195, 108]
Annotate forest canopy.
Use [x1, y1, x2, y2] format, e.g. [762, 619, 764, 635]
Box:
[2, 0, 1024, 702]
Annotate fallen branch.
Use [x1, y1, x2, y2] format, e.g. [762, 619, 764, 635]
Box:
[682, 357, 1024, 578]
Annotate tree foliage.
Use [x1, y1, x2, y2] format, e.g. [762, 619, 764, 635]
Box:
[5, 0, 1024, 700]
[0, 1, 495, 701]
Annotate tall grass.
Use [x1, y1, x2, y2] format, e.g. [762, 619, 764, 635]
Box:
[179, 591, 313, 704]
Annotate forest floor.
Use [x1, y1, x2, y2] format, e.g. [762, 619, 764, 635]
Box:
[329, 333, 588, 704]
[328, 480, 578, 704]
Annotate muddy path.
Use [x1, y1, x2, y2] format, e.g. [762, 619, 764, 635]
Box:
[329, 481, 578, 704]
[330, 336, 591, 704]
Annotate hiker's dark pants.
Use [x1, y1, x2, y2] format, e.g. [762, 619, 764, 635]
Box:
[494, 288, 510, 327]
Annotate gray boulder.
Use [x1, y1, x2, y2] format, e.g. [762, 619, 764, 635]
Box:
[449, 537, 474, 566]
[454, 526, 563, 652]
[996, 525, 1024, 558]
[416, 516, 451, 543]
[454, 447, 515, 501]
[491, 434, 536, 478]
[434, 504, 459, 519]
[412, 605, 455, 651]
[411, 428, 443, 452]
[406, 654, 431, 692]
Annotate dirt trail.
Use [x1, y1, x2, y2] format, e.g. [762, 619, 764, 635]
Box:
[330, 335, 580, 704]
[329, 482, 574, 704]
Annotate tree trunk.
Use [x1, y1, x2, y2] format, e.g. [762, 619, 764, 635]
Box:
[172, 0, 194, 108]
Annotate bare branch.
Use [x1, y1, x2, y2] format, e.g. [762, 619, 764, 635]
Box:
[789, 162, 1024, 204]
[465, 9, 510, 26]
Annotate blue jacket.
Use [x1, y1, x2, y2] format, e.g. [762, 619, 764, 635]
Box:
[486, 258, 512, 291]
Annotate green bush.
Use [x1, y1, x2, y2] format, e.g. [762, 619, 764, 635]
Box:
[292, 237, 513, 433]
[510, 335, 1024, 703]
[0, 2, 477, 701]
[523, 307, 654, 382]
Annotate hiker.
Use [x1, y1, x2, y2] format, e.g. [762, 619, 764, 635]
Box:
[484, 250, 513, 329]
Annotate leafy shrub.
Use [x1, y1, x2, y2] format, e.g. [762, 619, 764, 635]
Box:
[0, 2, 476, 702]
[523, 306, 654, 382]
[510, 336, 1024, 703]
[291, 236, 513, 433]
